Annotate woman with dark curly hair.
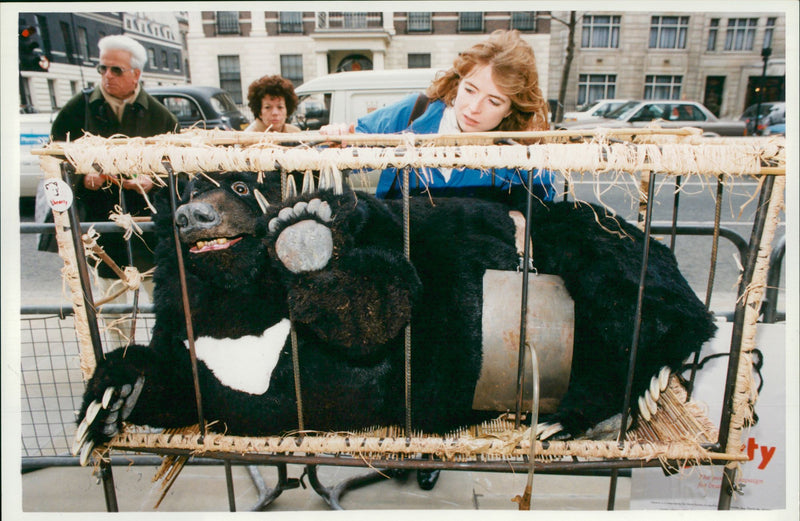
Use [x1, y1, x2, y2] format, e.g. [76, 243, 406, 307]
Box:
[245, 74, 301, 132]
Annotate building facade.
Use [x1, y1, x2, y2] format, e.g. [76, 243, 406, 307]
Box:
[19, 10, 786, 121]
[184, 11, 550, 105]
[547, 11, 786, 119]
[18, 11, 187, 113]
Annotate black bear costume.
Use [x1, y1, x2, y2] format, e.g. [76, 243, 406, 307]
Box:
[73, 170, 717, 463]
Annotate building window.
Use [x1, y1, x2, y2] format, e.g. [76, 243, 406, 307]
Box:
[36, 15, 51, 56]
[172, 53, 181, 71]
[724, 18, 757, 51]
[649, 16, 688, 49]
[459, 12, 484, 32]
[707, 18, 719, 51]
[280, 54, 303, 86]
[70, 80, 78, 95]
[577, 74, 617, 106]
[161, 50, 168, 69]
[279, 12, 303, 33]
[511, 12, 536, 32]
[147, 47, 156, 68]
[407, 12, 431, 32]
[644, 75, 682, 100]
[216, 12, 240, 35]
[20, 77, 33, 107]
[343, 12, 367, 29]
[77, 27, 90, 59]
[408, 53, 431, 69]
[763, 17, 776, 49]
[60, 21, 76, 64]
[218, 55, 243, 104]
[47, 79, 58, 110]
[581, 15, 621, 48]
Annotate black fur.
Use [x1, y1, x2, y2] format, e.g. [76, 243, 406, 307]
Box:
[77, 171, 716, 447]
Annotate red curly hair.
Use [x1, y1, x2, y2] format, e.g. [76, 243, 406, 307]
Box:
[426, 30, 549, 131]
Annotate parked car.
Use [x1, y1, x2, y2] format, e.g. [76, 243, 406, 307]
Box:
[761, 122, 785, 136]
[19, 111, 56, 197]
[291, 68, 439, 130]
[559, 99, 635, 125]
[561, 100, 746, 136]
[147, 85, 249, 130]
[738, 101, 785, 136]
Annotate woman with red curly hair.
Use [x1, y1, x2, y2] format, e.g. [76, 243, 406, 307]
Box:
[322, 30, 554, 201]
[245, 74, 301, 133]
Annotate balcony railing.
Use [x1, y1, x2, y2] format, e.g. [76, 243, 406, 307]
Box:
[316, 11, 383, 31]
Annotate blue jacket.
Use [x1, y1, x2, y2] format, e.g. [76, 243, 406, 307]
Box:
[356, 93, 555, 201]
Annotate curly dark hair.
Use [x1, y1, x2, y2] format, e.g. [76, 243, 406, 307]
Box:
[247, 75, 299, 120]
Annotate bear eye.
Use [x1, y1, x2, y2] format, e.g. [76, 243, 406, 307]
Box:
[232, 181, 250, 196]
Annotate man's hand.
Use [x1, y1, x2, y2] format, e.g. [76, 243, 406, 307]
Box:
[83, 172, 108, 190]
[82, 173, 154, 194]
[121, 175, 154, 194]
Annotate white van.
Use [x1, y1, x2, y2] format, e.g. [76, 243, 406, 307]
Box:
[19, 112, 56, 197]
[291, 68, 439, 130]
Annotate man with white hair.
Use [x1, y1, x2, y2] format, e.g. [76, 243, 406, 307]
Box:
[46, 34, 178, 346]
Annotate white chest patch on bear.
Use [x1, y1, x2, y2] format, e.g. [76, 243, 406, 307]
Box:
[184, 318, 291, 395]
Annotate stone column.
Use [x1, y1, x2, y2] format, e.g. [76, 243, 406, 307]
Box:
[251, 10, 267, 37]
[187, 11, 204, 37]
[316, 50, 329, 76]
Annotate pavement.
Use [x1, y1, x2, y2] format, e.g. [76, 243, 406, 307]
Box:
[21, 461, 630, 512]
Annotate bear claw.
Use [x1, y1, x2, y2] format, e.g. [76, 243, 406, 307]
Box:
[121, 377, 145, 421]
[637, 366, 671, 422]
[536, 422, 564, 440]
[79, 441, 94, 466]
[72, 376, 146, 465]
[268, 198, 332, 233]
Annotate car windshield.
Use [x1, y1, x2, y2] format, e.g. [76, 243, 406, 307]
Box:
[576, 101, 600, 112]
[210, 92, 239, 114]
[605, 101, 641, 120]
[742, 103, 777, 118]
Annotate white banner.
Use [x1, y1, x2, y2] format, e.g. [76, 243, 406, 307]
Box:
[630, 321, 786, 510]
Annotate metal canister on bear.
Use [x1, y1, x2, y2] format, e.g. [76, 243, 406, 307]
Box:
[472, 270, 574, 414]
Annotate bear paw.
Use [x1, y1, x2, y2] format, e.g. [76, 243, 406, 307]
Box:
[269, 198, 334, 273]
[72, 376, 145, 465]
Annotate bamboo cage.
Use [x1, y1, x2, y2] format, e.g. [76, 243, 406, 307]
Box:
[34, 127, 786, 508]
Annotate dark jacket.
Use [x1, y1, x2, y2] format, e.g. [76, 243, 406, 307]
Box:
[46, 87, 178, 278]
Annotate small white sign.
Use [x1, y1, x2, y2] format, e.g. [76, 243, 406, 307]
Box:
[42, 178, 73, 212]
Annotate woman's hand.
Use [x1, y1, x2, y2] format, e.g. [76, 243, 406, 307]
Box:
[319, 123, 355, 136]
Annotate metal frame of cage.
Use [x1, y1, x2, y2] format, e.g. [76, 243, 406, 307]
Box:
[25, 130, 785, 511]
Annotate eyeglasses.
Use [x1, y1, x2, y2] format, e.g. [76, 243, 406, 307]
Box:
[96, 64, 133, 76]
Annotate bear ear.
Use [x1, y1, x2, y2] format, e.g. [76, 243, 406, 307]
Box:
[253, 189, 271, 214]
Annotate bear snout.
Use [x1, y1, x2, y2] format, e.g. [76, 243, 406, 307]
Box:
[175, 202, 222, 236]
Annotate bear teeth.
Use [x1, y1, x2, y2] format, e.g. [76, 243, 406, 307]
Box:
[196, 238, 229, 249]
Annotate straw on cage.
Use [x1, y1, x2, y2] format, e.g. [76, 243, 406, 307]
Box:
[109, 375, 743, 464]
[37, 131, 783, 467]
[38, 132, 785, 178]
[721, 174, 786, 476]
